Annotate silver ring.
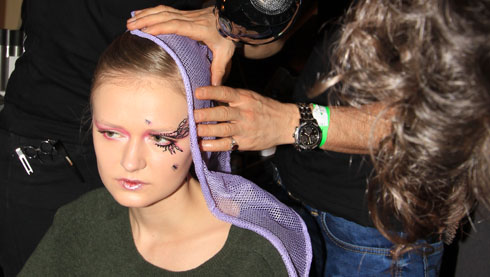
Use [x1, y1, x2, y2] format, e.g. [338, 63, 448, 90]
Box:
[230, 137, 239, 151]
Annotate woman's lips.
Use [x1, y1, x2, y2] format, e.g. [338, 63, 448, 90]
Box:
[117, 178, 147, 191]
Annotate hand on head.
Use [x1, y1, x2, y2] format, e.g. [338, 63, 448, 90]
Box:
[193, 86, 298, 152]
[127, 5, 235, 86]
[126, 5, 297, 153]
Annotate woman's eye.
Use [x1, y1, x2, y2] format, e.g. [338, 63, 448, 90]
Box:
[98, 130, 121, 139]
[152, 134, 172, 145]
[151, 134, 182, 155]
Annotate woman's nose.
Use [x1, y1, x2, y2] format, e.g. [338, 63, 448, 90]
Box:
[120, 139, 146, 172]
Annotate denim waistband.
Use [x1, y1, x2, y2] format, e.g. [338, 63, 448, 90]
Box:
[309, 207, 443, 252]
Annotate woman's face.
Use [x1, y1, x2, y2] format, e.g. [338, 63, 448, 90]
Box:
[92, 74, 192, 208]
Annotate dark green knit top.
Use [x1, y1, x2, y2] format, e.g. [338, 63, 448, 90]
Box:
[19, 188, 288, 276]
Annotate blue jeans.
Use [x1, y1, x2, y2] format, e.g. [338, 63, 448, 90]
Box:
[308, 207, 443, 277]
[271, 163, 443, 276]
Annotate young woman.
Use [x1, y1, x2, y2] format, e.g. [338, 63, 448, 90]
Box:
[18, 29, 311, 276]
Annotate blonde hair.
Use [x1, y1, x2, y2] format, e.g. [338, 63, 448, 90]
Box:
[91, 32, 183, 96]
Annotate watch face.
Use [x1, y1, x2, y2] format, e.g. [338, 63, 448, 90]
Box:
[298, 123, 321, 149]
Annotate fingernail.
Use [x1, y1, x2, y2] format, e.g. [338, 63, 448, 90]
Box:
[198, 140, 207, 151]
[201, 141, 212, 149]
[195, 88, 204, 98]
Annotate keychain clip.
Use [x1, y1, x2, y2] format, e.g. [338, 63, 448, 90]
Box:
[15, 147, 34, 175]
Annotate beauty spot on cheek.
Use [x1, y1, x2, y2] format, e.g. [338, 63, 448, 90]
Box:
[172, 164, 179, 171]
[154, 118, 190, 155]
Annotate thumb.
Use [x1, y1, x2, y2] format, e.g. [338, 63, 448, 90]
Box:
[211, 58, 233, 86]
[210, 58, 226, 86]
[210, 42, 235, 86]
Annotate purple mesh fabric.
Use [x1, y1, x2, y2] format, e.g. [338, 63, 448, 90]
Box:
[130, 28, 312, 277]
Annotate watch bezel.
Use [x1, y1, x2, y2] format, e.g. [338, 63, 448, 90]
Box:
[294, 120, 322, 151]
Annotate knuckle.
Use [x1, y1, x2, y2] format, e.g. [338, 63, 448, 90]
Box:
[221, 123, 234, 136]
[197, 124, 211, 136]
[221, 106, 233, 119]
[218, 87, 229, 100]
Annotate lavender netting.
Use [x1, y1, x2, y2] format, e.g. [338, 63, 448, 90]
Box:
[131, 27, 312, 277]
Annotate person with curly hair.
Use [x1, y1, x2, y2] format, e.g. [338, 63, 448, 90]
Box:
[128, 0, 489, 275]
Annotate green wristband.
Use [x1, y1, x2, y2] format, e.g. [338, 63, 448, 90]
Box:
[312, 104, 330, 147]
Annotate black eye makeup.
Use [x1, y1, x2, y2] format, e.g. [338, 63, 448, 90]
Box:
[151, 118, 189, 155]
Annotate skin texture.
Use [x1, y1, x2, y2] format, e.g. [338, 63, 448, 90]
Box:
[91, 74, 230, 271]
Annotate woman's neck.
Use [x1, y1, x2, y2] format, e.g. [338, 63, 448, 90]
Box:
[129, 176, 205, 239]
[128, 176, 231, 271]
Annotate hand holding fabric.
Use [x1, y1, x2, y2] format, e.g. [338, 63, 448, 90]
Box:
[127, 6, 235, 85]
[194, 86, 299, 152]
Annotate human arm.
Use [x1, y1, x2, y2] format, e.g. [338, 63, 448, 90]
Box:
[193, 85, 392, 154]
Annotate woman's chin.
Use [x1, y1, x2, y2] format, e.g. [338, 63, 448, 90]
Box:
[108, 190, 154, 208]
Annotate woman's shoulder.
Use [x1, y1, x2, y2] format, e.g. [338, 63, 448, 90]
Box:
[19, 188, 127, 275]
[54, 187, 120, 224]
[228, 225, 280, 255]
[204, 225, 288, 276]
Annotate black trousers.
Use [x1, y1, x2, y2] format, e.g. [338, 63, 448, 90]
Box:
[0, 129, 102, 276]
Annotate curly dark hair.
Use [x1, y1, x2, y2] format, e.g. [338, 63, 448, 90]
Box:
[315, 0, 490, 257]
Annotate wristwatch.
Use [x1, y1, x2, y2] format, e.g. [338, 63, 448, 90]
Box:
[293, 103, 322, 151]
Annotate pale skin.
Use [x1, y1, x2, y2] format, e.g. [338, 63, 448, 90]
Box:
[91, 74, 230, 271]
[128, 5, 392, 154]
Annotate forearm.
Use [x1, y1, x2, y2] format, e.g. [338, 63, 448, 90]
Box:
[321, 104, 392, 154]
[280, 102, 392, 154]
[194, 86, 392, 153]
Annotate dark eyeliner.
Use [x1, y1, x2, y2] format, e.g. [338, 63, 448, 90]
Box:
[152, 118, 189, 155]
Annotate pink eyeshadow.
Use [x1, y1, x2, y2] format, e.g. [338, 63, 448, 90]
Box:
[93, 120, 131, 137]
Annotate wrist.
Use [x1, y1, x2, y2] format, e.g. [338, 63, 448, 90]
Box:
[312, 104, 330, 147]
[293, 103, 323, 151]
[280, 103, 300, 145]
